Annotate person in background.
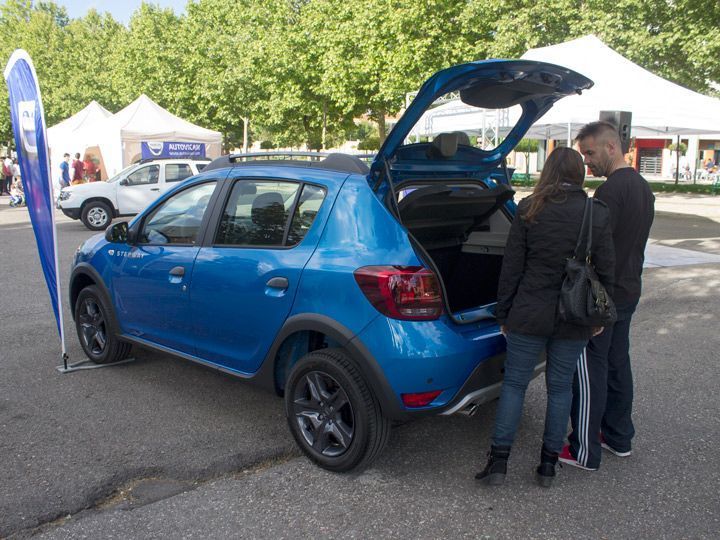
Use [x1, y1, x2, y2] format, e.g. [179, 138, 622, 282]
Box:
[2, 155, 13, 195]
[59, 153, 71, 188]
[71, 152, 84, 185]
[562, 121, 654, 471]
[12, 158, 21, 187]
[83, 155, 97, 182]
[475, 147, 615, 488]
[9, 176, 24, 207]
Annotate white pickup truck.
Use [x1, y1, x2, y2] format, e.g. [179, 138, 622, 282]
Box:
[58, 158, 209, 230]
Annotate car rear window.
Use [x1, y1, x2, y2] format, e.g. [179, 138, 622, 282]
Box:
[166, 163, 194, 183]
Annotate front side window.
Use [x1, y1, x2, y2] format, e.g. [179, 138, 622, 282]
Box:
[166, 163, 193, 183]
[126, 165, 159, 186]
[139, 182, 216, 245]
[215, 180, 301, 247]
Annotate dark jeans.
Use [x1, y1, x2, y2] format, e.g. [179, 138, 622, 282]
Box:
[4, 175, 11, 194]
[569, 302, 637, 468]
[493, 332, 587, 454]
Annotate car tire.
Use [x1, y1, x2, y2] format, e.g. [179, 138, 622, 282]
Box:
[75, 285, 131, 364]
[81, 201, 113, 231]
[285, 348, 391, 472]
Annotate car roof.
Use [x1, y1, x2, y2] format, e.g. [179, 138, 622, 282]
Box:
[136, 157, 211, 165]
[203, 152, 371, 176]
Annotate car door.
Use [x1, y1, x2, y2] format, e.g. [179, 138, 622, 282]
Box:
[189, 177, 328, 374]
[110, 180, 219, 353]
[117, 163, 162, 214]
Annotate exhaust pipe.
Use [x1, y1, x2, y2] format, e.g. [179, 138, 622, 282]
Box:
[458, 402, 479, 417]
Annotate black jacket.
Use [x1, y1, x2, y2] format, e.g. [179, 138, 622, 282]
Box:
[594, 167, 654, 307]
[496, 184, 615, 340]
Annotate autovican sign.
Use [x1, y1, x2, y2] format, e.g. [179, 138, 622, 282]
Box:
[141, 141, 206, 159]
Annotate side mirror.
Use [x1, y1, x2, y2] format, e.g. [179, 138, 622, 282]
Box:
[119, 178, 128, 186]
[105, 221, 129, 243]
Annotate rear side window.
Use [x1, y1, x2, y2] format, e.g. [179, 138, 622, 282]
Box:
[126, 165, 159, 186]
[165, 163, 193, 183]
[287, 184, 326, 245]
[215, 181, 300, 247]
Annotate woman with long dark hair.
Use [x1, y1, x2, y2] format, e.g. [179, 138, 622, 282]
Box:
[475, 147, 615, 487]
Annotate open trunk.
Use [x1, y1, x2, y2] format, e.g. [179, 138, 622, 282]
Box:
[396, 182, 514, 317]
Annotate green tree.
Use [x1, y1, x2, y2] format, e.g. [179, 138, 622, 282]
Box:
[303, 0, 470, 142]
[514, 138, 539, 177]
[0, 0, 69, 145]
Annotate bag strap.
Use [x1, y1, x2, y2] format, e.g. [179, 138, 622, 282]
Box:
[584, 197, 593, 260]
[572, 197, 593, 259]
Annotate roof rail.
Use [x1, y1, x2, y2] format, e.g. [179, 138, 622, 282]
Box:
[203, 152, 375, 174]
[136, 156, 211, 165]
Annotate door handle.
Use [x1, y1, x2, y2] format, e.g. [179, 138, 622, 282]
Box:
[169, 266, 185, 277]
[266, 277, 289, 289]
[150, 188, 160, 191]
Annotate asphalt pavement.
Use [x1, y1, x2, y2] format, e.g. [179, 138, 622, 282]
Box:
[1, 200, 719, 539]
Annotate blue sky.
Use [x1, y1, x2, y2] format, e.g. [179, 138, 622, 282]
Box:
[59, 0, 188, 25]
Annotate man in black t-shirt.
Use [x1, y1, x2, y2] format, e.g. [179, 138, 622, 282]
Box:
[559, 121, 655, 471]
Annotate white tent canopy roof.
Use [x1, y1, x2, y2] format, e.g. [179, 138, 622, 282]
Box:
[47, 101, 112, 180]
[81, 94, 223, 176]
[522, 35, 720, 138]
[411, 35, 720, 140]
[99, 94, 222, 141]
[47, 100, 111, 138]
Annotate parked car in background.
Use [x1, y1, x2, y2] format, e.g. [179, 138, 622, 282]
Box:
[69, 60, 592, 471]
[58, 158, 210, 230]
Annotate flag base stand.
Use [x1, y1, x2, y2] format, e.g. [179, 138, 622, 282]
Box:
[56, 357, 137, 374]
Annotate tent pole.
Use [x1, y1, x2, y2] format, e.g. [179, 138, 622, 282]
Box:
[566, 122, 571, 147]
[675, 135, 680, 185]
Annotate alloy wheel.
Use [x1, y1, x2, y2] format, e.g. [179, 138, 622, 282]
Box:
[292, 371, 355, 457]
[78, 298, 107, 356]
[87, 207, 109, 228]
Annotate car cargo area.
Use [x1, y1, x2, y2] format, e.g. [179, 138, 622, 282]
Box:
[396, 182, 515, 314]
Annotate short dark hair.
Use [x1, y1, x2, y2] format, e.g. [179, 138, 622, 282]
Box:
[74, 152, 81, 159]
[63, 153, 70, 157]
[575, 121, 621, 145]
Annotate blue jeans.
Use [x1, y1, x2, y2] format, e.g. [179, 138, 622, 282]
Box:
[493, 332, 587, 453]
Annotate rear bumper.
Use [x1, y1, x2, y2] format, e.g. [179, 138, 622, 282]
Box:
[441, 357, 545, 416]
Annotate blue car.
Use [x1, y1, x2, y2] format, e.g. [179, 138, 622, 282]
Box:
[70, 60, 592, 471]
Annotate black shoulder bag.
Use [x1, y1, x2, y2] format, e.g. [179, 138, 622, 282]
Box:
[558, 198, 617, 327]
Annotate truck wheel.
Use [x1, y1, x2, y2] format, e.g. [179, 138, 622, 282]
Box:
[81, 201, 112, 231]
[285, 348, 391, 472]
[75, 285, 131, 364]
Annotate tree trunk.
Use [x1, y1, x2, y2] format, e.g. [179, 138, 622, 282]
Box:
[321, 101, 327, 151]
[242, 117, 249, 154]
[377, 110, 386, 142]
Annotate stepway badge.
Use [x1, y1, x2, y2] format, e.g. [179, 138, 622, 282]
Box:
[141, 141, 206, 159]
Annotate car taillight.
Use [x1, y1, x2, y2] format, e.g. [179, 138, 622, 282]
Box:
[353, 266, 443, 321]
[402, 390, 443, 408]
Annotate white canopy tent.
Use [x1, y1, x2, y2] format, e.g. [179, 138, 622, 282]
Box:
[410, 35, 720, 143]
[47, 100, 112, 183]
[81, 94, 223, 176]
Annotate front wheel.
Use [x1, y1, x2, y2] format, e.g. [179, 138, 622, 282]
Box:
[81, 201, 112, 231]
[75, 285, 131, 364]
[284, 348, 391, 472]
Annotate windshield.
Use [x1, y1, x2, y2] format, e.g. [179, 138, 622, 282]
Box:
[107, 164, 139, 183]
